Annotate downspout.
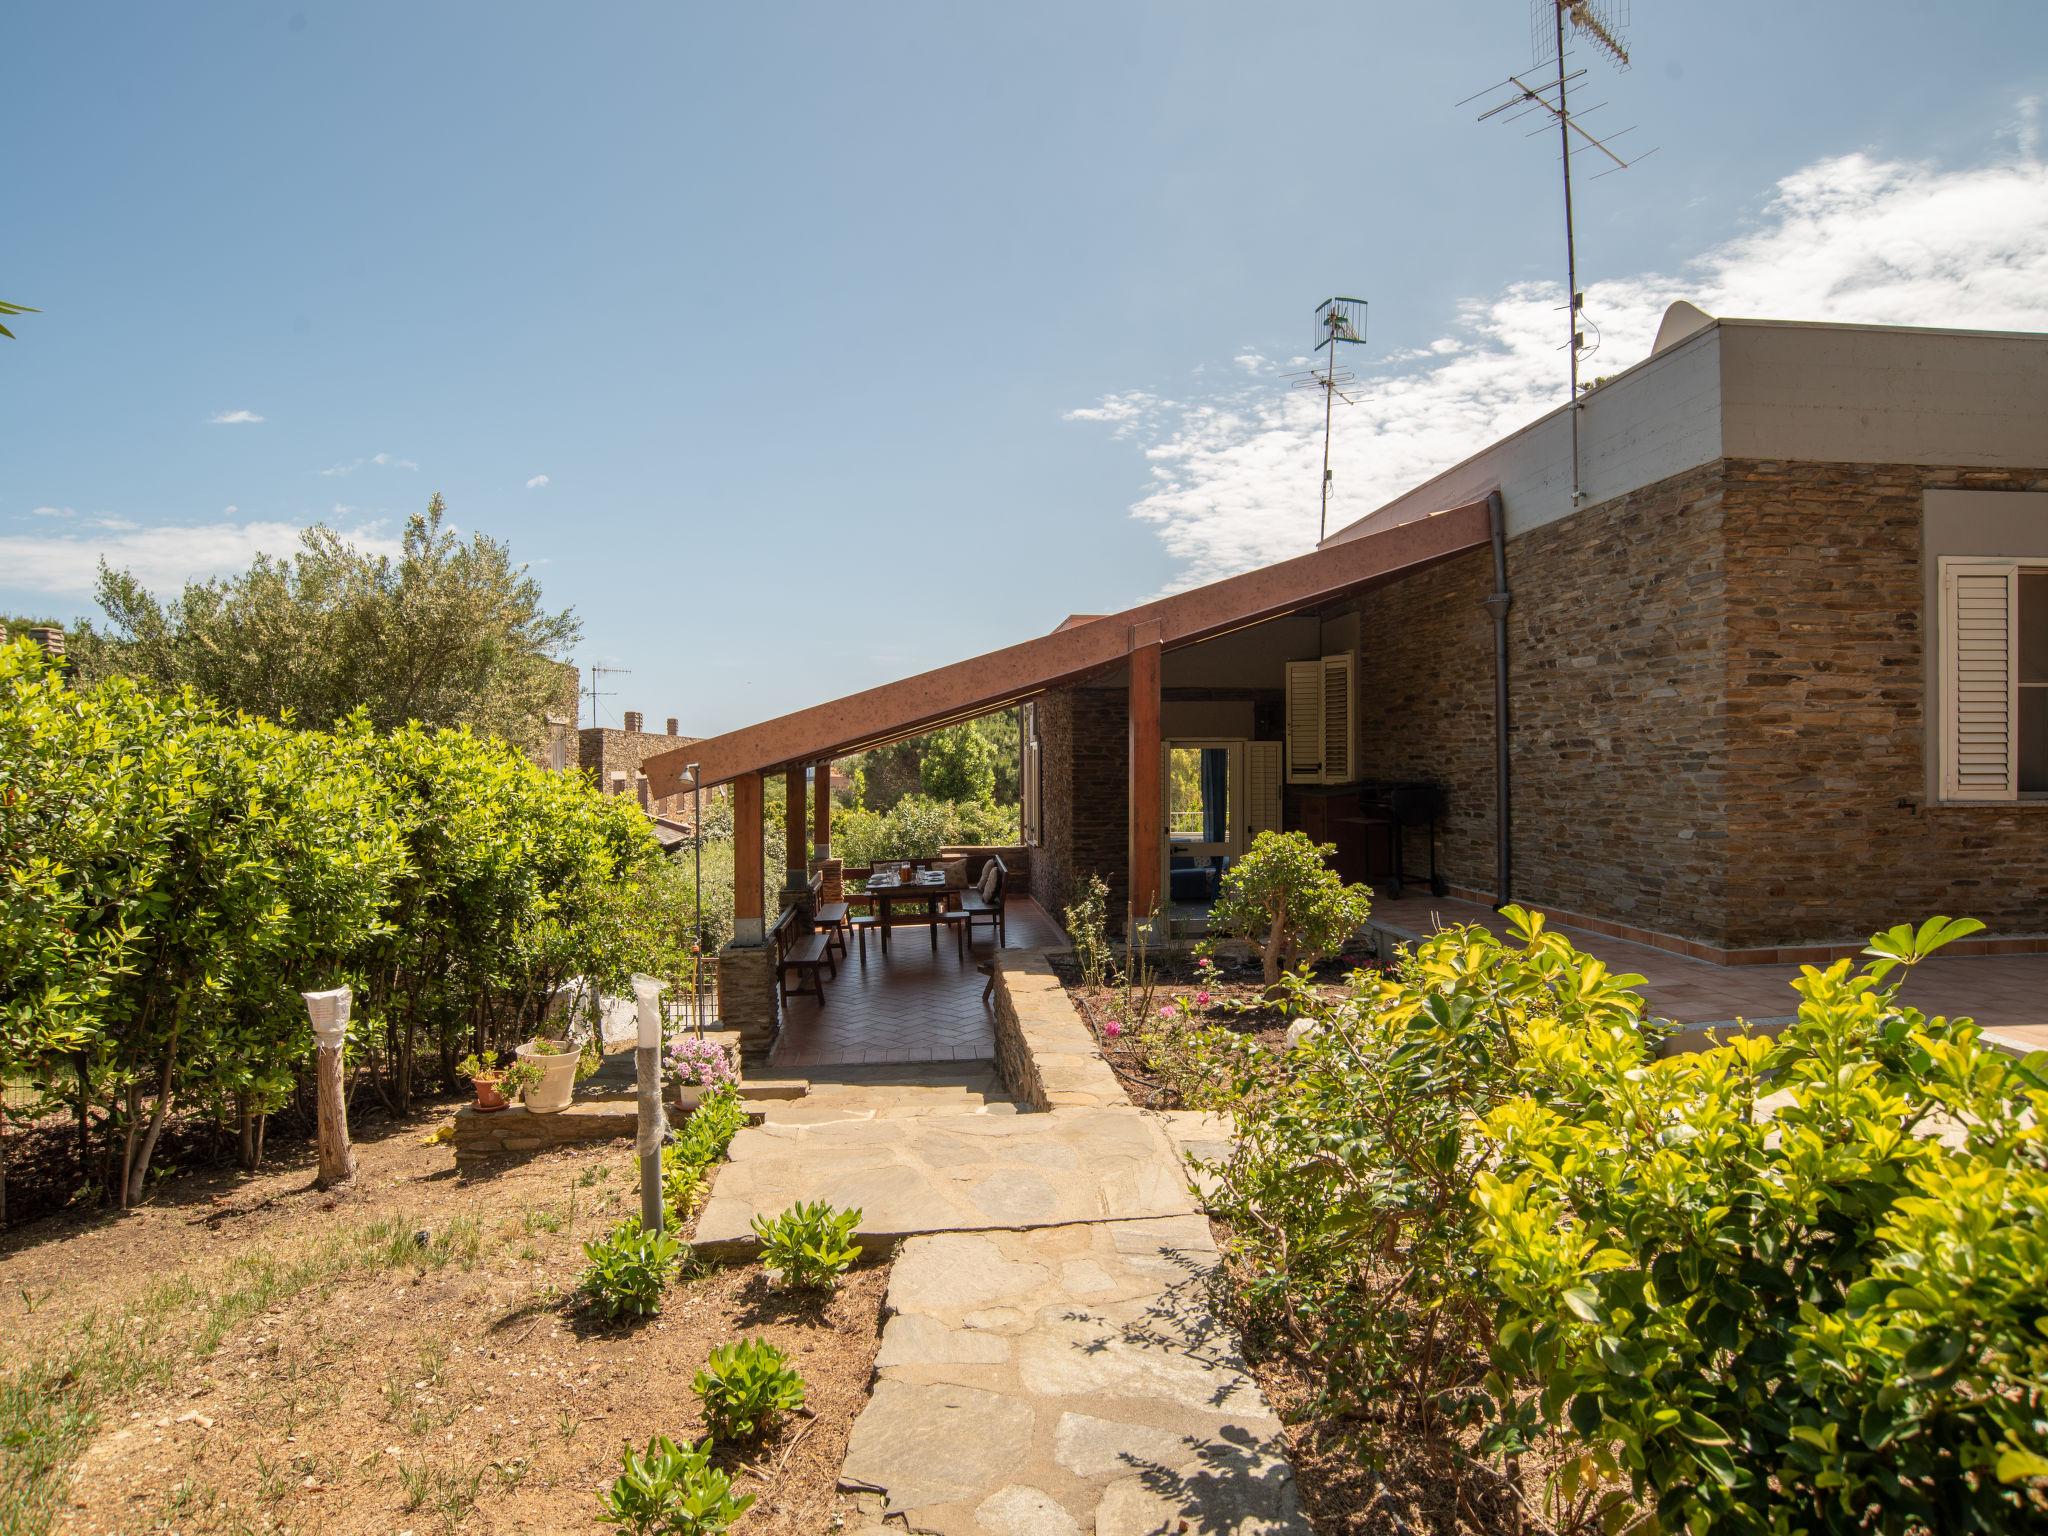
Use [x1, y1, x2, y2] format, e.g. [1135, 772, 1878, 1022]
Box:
[1482, 490, 1513, 909]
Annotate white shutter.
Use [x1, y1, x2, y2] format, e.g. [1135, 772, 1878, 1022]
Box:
[1320, 653, 1356, 785]
[1941, 559, 2018, 801]
[1247, 741, 1282, 842]
[1285, 660, 1324, 783]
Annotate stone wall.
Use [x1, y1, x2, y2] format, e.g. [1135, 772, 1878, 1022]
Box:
[1352, 459, 1736, 941]
[453, 1100, 636, 1173]
[1717, 461, 2048, 947]
[578, 724, 705, 818]
[989, 949, 1128, 1111]
[1029, 687, 1129, 926]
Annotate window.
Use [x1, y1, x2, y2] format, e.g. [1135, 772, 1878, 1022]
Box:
[1284, 654, 1356, 784]
[1168, 746, 1229, 842]
[1938, 559, 2048, 800]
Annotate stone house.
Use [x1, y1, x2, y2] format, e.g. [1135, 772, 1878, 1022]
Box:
[578, 710, 704, 822]
[646, 305, 2048, 1021]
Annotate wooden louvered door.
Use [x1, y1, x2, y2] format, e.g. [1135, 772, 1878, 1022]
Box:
[1285, 660, 1324, 783]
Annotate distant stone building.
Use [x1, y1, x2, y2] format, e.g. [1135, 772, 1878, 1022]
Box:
[580, 710, 706, 822]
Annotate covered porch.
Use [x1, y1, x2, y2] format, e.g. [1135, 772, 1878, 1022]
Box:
[642, 499, 1496, 1063]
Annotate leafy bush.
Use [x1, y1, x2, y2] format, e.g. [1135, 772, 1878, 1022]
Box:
[1473, 917, 2048, 1532]
[832, 793, 1017, 868]
[597, 1433, 753, 1536]
[1209, 829, 1373, 985]
[1202, 911, 1642, 1432]
[751, 1200, 863, 1290]
[578, 1218, 682, 1322]
[662, 1085, 747, 1220]
[1064, 872, 1114, 987]
[691, 1338, 806, 1442]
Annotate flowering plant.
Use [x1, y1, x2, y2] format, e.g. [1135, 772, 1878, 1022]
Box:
[663, 1034, 738, 1090]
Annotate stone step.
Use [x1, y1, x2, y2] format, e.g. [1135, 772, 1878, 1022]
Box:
[691, 1106, 1196, 1260]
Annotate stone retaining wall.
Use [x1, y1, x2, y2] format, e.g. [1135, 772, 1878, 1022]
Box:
[989, 948, 1128, 1111]
[454, 1100, 638, 1172]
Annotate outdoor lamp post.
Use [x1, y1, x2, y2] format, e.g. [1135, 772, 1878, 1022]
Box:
[302, 986, 356, 1190]
[683, 762, 703, 1035]
[631, 973, 668, 1232]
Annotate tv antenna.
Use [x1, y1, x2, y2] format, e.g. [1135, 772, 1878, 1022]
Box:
[1284, 297, 1367, 544]
[1463, 2, 1652, 507]
[583, 662, 631, 729]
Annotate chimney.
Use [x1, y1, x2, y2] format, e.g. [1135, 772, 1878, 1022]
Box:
[25, 626, 65, 660]
[666, 717, 679, 736]
[623, 710, 643, 734]
[636, 773, 652, 811]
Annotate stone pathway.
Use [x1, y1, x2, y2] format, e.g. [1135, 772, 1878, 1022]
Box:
[691, 963, 1303, 1533]
[839, 1217, 1306, 1534]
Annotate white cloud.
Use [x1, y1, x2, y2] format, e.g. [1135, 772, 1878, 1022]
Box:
[30, 505, 76, 519]
[525, 473, 551, 489]
[208, 409, 264, 425]
[0, 517, 404, 599]
[319, 452, 418, 476]
[1067, 138, 2048, 589]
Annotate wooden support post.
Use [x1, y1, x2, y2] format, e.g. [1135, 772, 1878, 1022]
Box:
[812, 759, 832, 859]
[303, 987, 357, 1191]
[1128, 628, 1163, 936]
[784, 767, 807, 890]
[733, 771, 765, 944]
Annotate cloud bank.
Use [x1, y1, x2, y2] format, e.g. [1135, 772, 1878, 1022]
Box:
[1, 517, 404, 599]
[1066, 137, 2048, 588]
[208, 408, 264, 425]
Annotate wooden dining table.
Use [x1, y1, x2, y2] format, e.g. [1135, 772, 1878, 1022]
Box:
[863, 872, 967, 956]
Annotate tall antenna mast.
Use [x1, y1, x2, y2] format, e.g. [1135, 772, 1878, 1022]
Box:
[583, 662, 631, 729]
[1287, 297, 1367, 544]
[1465, 2, 1648, 508]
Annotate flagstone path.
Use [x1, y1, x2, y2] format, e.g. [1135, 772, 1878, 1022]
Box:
[692, 966, 1307, 1533]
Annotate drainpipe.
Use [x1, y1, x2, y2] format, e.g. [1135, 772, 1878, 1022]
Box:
[1482, 490, 1513, 910]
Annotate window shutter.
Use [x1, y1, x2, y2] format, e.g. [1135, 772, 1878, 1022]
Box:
[1285, 660, 1324, 783]
[1247, 741, 1282, 842]
[1320, 653, 1356, 784]
[1941, 560, 2018, 801]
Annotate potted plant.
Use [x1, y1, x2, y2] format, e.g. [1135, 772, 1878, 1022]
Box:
[458, 1050, 511, 1112]
[663, 1035, 738, 1112]
[515, 1036, 580, 1114]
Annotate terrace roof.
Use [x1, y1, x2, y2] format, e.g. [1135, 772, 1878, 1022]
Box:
[643, 495, 1492, 795]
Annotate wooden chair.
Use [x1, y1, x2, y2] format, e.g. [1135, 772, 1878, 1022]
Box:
[849, 913, 881, 966]
[959, 855, 1008, 948]
[773, 907, 835, 1005]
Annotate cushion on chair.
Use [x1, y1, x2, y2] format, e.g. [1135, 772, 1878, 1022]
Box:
[940, 857, 969, 887]
[978, 861, 1001, 900]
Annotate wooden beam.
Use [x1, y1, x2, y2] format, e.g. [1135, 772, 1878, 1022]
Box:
[1128, 632, 1162, 929]
[812, 760, 832, 857]
[643, 499, 1491, 794]
[732, 772, 764, 943]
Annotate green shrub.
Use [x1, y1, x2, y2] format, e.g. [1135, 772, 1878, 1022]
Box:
[578, 1218, 682, 1322]
[832, 793, 1017, 868]
[1064, 873, 1114, 987]
[691, 1339, 806, 1443]
[597, 1433, 753, 1535]
[1209, 829, 1373, 985]
[1202, 910, 1643, 1432]
[661, 1084, 747, 1220]
[1473, 916, 2048, 1532]
[751, 1200, 862, 1290]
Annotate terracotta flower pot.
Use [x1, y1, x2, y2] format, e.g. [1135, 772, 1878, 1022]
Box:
[473, 1077, 509, 1113]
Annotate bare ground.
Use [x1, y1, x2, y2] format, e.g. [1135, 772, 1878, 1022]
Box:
[1, 1107, 885, 1536]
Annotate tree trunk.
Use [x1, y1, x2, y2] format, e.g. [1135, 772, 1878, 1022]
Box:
[1261, 902, 1287, 986]
[237, 1094, 257, 1172]
[126, 1051, 177, 1209]
[315, 1039, 356, 1190]
[1, 1107, 10, 1230]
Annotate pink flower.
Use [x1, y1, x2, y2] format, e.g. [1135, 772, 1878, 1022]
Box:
[1159, 1005, 1174, 1018]
[1196, 990, 1212, 1006]
[1102, 1019, 1122, 1039]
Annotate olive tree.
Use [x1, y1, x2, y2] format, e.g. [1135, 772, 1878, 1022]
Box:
[1210, 829, 1374, 985]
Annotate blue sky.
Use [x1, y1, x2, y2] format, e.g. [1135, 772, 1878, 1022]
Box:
[4, 2, 2046, 734]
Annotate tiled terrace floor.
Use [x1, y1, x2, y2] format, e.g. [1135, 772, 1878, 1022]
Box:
[770, 896, 1068, 1069]
[1370, 891, 2048, 1054]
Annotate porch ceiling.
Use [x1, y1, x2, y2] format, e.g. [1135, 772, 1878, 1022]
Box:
[643, 496, 1493, 794]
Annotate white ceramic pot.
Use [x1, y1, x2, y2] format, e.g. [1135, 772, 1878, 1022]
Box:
[516, 1040, 578, 1114]
[673, 1083, 706, 1113]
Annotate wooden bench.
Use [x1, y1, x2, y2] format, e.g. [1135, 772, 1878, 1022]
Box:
[772, 907, 836, 1005]
[814, 900, 851, 961]
[959, 853, 1008, 948]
